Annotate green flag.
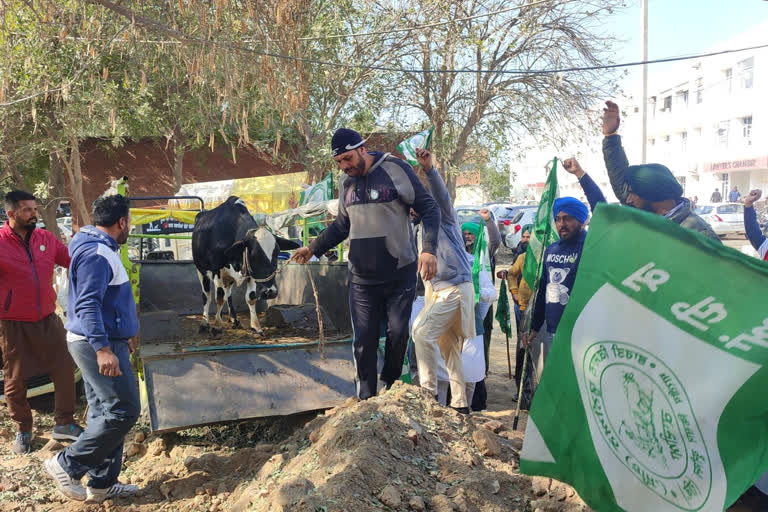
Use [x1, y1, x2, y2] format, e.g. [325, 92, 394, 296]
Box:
[300, 172, 334, 205]
[520, 158, 559, 334]
[495, 279, 513, 338]
[397, 127, 434, 167]
[520, 203, 768, 511]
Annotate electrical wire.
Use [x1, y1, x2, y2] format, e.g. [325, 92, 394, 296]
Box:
[217, 41, 768, 75]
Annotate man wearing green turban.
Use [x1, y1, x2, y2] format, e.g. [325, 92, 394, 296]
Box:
[601, 100, 719, 241]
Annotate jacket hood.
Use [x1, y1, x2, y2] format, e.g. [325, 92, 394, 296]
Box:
[70, 225, 119, 255]
[367, 151, 391, 174]
[666, 198, 693, 224]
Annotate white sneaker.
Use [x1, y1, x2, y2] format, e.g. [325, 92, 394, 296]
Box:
[85, 482, 141, 503]
[43, 456, 86, 501]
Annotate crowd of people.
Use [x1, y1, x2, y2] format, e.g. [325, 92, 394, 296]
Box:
[2, 97, 767, 504]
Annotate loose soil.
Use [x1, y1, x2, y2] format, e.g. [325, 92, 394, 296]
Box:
[171, 315, 352, 350]
[1, 268, 765, 511]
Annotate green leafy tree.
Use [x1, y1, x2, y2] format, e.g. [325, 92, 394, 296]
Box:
[394, 0, 623, 198]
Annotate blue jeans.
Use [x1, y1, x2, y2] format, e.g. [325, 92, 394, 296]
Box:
[58, 340, 139, 489]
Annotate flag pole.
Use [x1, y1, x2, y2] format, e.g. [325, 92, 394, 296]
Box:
[505, 331, 512, 380]
[513, 157, 558, 431]
[513, 347, 528, 431]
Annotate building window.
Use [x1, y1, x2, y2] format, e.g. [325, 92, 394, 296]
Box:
[664, 135, 671, 143]
[742, 116, 753, 145]
[649, 138, 655, 146]
[696, 77, 703, 104]
[738, 57, 754, 89]
[717, 120, 730, 147]
[681, 131, 688, 151]
[675, 90, 689, 107]
[723, 68, 733, 93]
[663, 95, 672, 111]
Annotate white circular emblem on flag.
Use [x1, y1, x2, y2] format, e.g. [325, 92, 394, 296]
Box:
[40, 245, 46, 252]
[370, 190, 379, 200]
[582, 341, 711, 510]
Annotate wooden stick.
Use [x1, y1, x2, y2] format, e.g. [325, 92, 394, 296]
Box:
[505, 332, 512, 380]
[512, 347, 528, 431]
[305, 264, 326, 359]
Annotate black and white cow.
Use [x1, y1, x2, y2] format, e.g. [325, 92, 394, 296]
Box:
[192, 196, 300, 335]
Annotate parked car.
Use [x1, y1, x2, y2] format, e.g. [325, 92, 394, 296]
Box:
[485, 203, 521, 240]
[34, 217, 74, 244]
[455, 205, 486, 226]
[503, 206, 538, 249]
[694, 203, 745, 238]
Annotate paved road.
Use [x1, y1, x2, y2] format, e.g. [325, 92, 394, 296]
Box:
[722, 236, 758, 255]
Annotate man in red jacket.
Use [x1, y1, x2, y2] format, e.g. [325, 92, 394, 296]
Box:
[0, 190, 83, 454]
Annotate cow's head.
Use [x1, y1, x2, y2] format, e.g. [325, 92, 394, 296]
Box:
[224, 227, 300, 299]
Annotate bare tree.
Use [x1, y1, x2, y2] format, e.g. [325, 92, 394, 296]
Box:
[395, 0, 623, 197]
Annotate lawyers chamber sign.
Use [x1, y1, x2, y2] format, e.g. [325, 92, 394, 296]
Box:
[703, 156, 768, 173]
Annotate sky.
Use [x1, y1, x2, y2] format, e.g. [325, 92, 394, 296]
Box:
[606, 0, 768, 99]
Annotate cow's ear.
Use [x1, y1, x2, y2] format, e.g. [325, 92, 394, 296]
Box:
[275, 235, 301, 251]
[224, 240, 248, 262]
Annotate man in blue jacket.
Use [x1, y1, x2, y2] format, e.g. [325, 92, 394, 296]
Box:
[744, 189, 768, 261]
[44, 195, 140, 504]
[410, 148, 475, 413]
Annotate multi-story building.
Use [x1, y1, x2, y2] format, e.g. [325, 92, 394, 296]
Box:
[515, 21, 768, 206]
[626, 22, 768, 203]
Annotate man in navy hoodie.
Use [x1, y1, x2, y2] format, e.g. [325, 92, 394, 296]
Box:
[292, 128, 440, 401]
[524, 197, 592, 360]
[44, 195, 140, 504]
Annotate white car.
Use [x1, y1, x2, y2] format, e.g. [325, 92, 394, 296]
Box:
[694, 203, 745, 238]
[503, 207, 538, 249]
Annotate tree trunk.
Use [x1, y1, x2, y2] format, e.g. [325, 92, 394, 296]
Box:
[446, 172, 457, 201]
[5, 158, 26, 189]
[172, 124, 185, 193]
[62, 136, 91, 227]
[38, 154, 67, 242]
[306, 132, 327, 185]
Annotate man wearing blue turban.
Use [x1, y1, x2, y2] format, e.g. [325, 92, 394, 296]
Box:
[523, 192, 600, 360]
[602, 101, 719, 241]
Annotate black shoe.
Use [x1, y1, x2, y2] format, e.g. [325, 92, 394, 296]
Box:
[452, 407, 470, 415]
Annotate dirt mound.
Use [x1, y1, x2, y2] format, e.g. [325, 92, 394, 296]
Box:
[0, 372, 588, 512]
[225, 381, 588, 512]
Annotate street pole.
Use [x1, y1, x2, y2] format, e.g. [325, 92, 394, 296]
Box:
[641, 0, 648, 164]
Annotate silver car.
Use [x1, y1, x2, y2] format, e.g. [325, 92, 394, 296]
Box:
[503, 207, 538, 249]
[694, 203, 745, 238]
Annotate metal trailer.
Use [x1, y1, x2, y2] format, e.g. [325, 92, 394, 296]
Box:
[115, 180, 357, 433]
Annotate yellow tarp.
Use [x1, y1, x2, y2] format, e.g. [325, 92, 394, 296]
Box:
[130, 208, 199, 226]
[172, 172, 310, 214]
[231, 172, 308, 214]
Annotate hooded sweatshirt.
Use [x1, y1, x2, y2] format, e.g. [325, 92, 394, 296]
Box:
[418, 167, 472, 290]
[531, 230, 587, 334]
[310, 151, 440, 285]
[65, 226, 138, 351]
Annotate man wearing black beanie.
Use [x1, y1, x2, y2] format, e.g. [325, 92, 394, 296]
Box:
[292, 128, 440, 400]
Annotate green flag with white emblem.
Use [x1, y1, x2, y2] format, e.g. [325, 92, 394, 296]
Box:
[520, 203, 768, 511]
[397, 127, 434, 167]
[519, 158, 559, 335]
[300, 172, 334, 205]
